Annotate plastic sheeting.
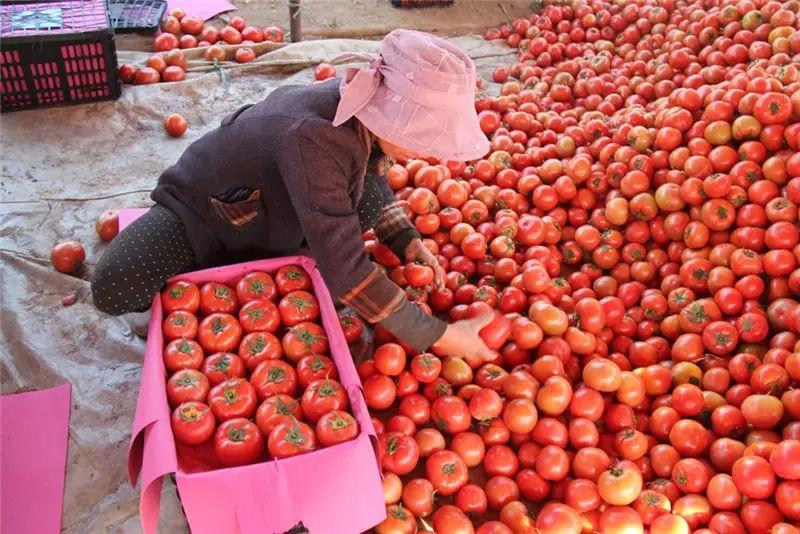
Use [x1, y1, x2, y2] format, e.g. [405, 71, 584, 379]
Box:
[0, 36, 514, 533]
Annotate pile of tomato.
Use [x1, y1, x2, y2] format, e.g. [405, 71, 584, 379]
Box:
[118, 9, 285, 86]
[160, 265, 361, 468]
[355, 0, 800, 533]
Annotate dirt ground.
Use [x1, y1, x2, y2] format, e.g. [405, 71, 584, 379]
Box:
[224, 0, 534, 38]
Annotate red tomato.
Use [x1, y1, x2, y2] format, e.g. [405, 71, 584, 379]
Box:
[162, 281, 201, 314]
[197, 313, 242, 353]
[163, 338, 204, 373]
[278, 290, 319, 326]
[236, 271, 276, 303]
[255, 394, 303, 437]
[282, 322, 329, 361]
[214, 418, 264, 466]
[238, 332, 281, 371]
[208, 378, 257, 422]
[249, 359, 297, 399]
[199, 282, 238, 314]
[171, 401, 215, 445]
[427, 450, 469, 495]
[300, 378, 349, 422]
[315, 410, 358, 447]
[167, 369, 210, 407]
[201, 352, 245, 386]
[51, 240, 85, 273]
[380, 431, 420, 475]
[95, 209, 119, 241]
[238, 299, 280, 333]
[275, 265, 312, 294]
[267, 420, 316, 459]
[339, 313, 364, 344]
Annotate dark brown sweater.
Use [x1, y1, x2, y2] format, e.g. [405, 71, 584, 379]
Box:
[151, 79, 446, 351]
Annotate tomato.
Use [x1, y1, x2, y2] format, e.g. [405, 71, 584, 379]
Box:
[275, 265, 312, 294]
[235, 271, 276, 303]
[456, 484, 488, 515]
[451, 432, 486, 467]
[753, 92, 792, 125]
[364, 373, 397, 410]
[427, 450, 469, 496]
[162, 281, 201, 314]
[238, 299, 280, 333]
[732, 455, 777, 500]
[207, 377, 257, 422]
[599, 506, 644, 534]
[166, 368, 210, 407]
[249, 359, 297, 399]
[467, 302, 512, 349]
[296, 353, 337, 388]
[163, 338, 203, 373]
[200, 353, 245, 389]
[232, 46, 256, 63]
[300, 378, 348, 422]
[278, 290, 319, 326]
[267, 419, 316, 459]
[255, 394, 302, 436]
[431, 395, 471, 434]
[282, 322, 328, 361]
[402, 478, 435, 517]
[214, 418, 264, 466]
[433, 504, 474, 534]
[374, 343, 407, 377]
[50, 240, 85, 273]
[199, 283, 238, 315]
[94, 209, 119, 242]
[315, 410, 358, 447]
[380, 432, 420, 475]
[238, 332, 281, 371]
[171, 401, 215, 445]
[598, 461, 643, 505]
[197, 313, 242, 353]
[375, 504, 417, 534]
[339, 313, 364, 344]
[134, 67, 160, 84]
[163, 113, 187, 137]
[770, 440, 800, 480]
[410, 353, 442, 383]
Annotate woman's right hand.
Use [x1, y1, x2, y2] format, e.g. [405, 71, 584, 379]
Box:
[430, 313, 495, 363]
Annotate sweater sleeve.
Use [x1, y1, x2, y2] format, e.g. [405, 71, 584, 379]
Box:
[276, 120, 445, 351]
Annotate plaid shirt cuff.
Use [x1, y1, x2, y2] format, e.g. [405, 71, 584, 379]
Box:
[374, 202, 420, 259]
[340, 265, 407, 324]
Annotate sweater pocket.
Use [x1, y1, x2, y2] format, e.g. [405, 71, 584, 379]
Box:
[208, 188, 264, 228]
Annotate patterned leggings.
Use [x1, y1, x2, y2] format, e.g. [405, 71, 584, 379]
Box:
[91, 179, 389, 316]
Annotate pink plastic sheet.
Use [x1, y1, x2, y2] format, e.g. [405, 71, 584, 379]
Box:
[128, 256, 385, 534]
[167, 0, 235, 21]
[1, 384, 71, 534]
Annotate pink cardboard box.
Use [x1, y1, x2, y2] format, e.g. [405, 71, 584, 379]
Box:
[128, 256, 385, 534]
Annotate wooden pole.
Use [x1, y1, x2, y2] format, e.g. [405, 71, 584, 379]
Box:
[289, 0, 301, 42]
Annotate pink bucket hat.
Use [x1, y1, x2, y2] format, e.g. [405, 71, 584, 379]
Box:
[331, 29, 490, 162]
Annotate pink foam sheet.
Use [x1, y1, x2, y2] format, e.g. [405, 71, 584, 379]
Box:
[128, 256, 385, 534]
[1, 384, 72, 534]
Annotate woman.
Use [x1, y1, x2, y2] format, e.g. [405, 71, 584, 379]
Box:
[92, 29, 493, 361]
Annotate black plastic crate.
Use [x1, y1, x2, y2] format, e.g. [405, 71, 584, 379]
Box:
[107, 0, 166, 33]
[0, 0, 121, 111]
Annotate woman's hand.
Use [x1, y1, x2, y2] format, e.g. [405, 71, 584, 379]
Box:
[405, 238, 445, 290]
[431, 313, 495, 362]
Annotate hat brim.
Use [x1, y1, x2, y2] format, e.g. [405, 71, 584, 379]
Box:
[353, 83, 490, 162]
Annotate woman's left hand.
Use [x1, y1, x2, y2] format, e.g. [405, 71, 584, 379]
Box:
[405, 238, 445, 290]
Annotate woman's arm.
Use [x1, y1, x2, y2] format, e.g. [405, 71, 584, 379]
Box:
[276, 119, 445, 351]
